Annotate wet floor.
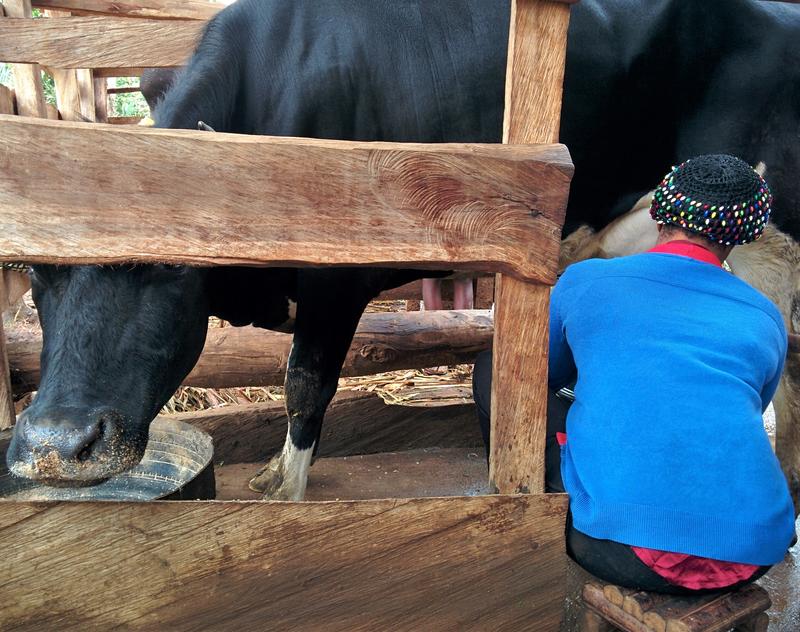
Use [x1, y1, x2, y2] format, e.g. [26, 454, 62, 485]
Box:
[759, 514, 800, 632]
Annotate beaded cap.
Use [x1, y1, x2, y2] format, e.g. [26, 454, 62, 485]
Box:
[649, 154, 772, 245]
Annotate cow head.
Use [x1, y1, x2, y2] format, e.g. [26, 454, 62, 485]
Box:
[6, 265, 209, 484]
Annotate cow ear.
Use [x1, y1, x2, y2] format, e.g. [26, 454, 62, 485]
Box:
[197, 121, 216, 132]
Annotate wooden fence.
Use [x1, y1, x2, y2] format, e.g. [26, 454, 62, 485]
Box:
[0, 1, 575, 628]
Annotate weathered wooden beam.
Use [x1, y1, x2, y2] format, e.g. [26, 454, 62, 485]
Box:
[106, 85, 141, 95]
[0, 16, 203, 70]
[7, 309, 494, 393]
[169, 390, 482, 464]
[44, 11, 98, 122]
[492, 0, 572, 494]
[1, 1, 40, 431]
[31, 0, 223, 20]
[93, 75, 107, 122]
[0, 116, 571, 282]
[0, 493, 568, 630]
[106, 115, 143, 124]
[3, 1, 48, 118]
[0, 276, 15, 430]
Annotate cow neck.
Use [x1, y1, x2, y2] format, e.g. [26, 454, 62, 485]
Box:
[647, 240, 723, 267]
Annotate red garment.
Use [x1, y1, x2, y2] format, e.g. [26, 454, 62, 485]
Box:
[580, 239, 759, 589]
[647, 239, 723, 267]
[631, 546, 759, 590]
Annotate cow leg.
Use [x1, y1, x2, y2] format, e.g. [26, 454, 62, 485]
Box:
[249, 269, 381, 501]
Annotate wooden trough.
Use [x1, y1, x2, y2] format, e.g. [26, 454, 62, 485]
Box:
[0, 0, 576, 629]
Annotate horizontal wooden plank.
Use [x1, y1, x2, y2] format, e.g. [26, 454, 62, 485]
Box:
[0, 116, 572, 282]
[106, 114, 143, 124]
[106, 85, 140, 94]
[170, 390, 481, 464]
[8, 309, 494, 392]
[93, 66, 146, 78]
[32, 0, 223, 20]
[0, 493, 568, 630]
[0, 16, 202, 69]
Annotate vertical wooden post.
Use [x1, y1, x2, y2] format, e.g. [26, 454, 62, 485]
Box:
[0, 84, 15, 114]
[45, 9, 97, 121]
[0, 275, 15, 429]
[490, 0, 572, 494]
[0, 0, 45, 430]
[93, 76, 108, 122]
[2, 0, 47, 117]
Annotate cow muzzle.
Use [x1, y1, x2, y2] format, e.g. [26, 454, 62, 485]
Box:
[6, 407, 146, 484]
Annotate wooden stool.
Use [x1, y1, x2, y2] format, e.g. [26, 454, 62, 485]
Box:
[581, 582, 771, 632]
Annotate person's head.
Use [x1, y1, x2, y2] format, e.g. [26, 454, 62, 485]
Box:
[650, 154, 772, 261]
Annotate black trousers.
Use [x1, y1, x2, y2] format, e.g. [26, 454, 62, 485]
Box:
[472, 350, 770, 594]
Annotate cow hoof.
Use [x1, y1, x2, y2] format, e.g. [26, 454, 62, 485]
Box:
[248, 457, 284, 495]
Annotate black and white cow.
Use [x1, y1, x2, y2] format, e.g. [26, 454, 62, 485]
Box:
[7, 0, 800, 503]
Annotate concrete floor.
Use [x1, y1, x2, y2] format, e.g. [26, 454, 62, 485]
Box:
[759, 517, 800, 632]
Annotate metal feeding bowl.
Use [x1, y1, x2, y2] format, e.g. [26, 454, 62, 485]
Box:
[0, 418, 215, 501]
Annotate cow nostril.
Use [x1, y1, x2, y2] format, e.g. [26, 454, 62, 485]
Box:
[76, 445, 93, 462]
[76, 419, 106, 462]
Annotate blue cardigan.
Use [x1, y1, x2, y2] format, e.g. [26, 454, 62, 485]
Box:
[550, 252, 795, 565]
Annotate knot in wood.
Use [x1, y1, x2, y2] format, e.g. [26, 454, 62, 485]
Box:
[358, 344, 399, 363]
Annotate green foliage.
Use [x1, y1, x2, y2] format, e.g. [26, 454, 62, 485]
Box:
[41, 71, 56, 106]
[0, 64, 12, 89]
[109, 77, 150, 118]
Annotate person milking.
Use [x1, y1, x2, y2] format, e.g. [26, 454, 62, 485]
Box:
[474, 154, 796, 593]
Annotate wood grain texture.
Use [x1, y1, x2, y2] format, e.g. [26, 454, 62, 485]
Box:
[0, 83, 15, 114]
[44, 9, 98, 121]
[3, 1, 48, 118]
[0, 493, 568, 631]
[106, 114, 143, 124]
[583, 584, 653, 632]
[7, 309, 494, 393]
[0, 116, 572, 282]
[171, 390, 482, 465]
[0, 2, 36, 431]
[492, 0, 573, 494]
[47, 65, 97, 120]
[490, 280, 550, 494]
[583, 581, 772, 632]
[92, 75, 107, 122]
[654, 586, 769, 632]
[0, 276, 15, 430]
[0, 16, 203, 70]
[31, 0, 223, 20]
[502, 0, 572, 145]
[736, 612, 769, 632]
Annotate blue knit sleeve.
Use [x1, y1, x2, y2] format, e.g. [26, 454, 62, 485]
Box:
[548, 275, 577, 390]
